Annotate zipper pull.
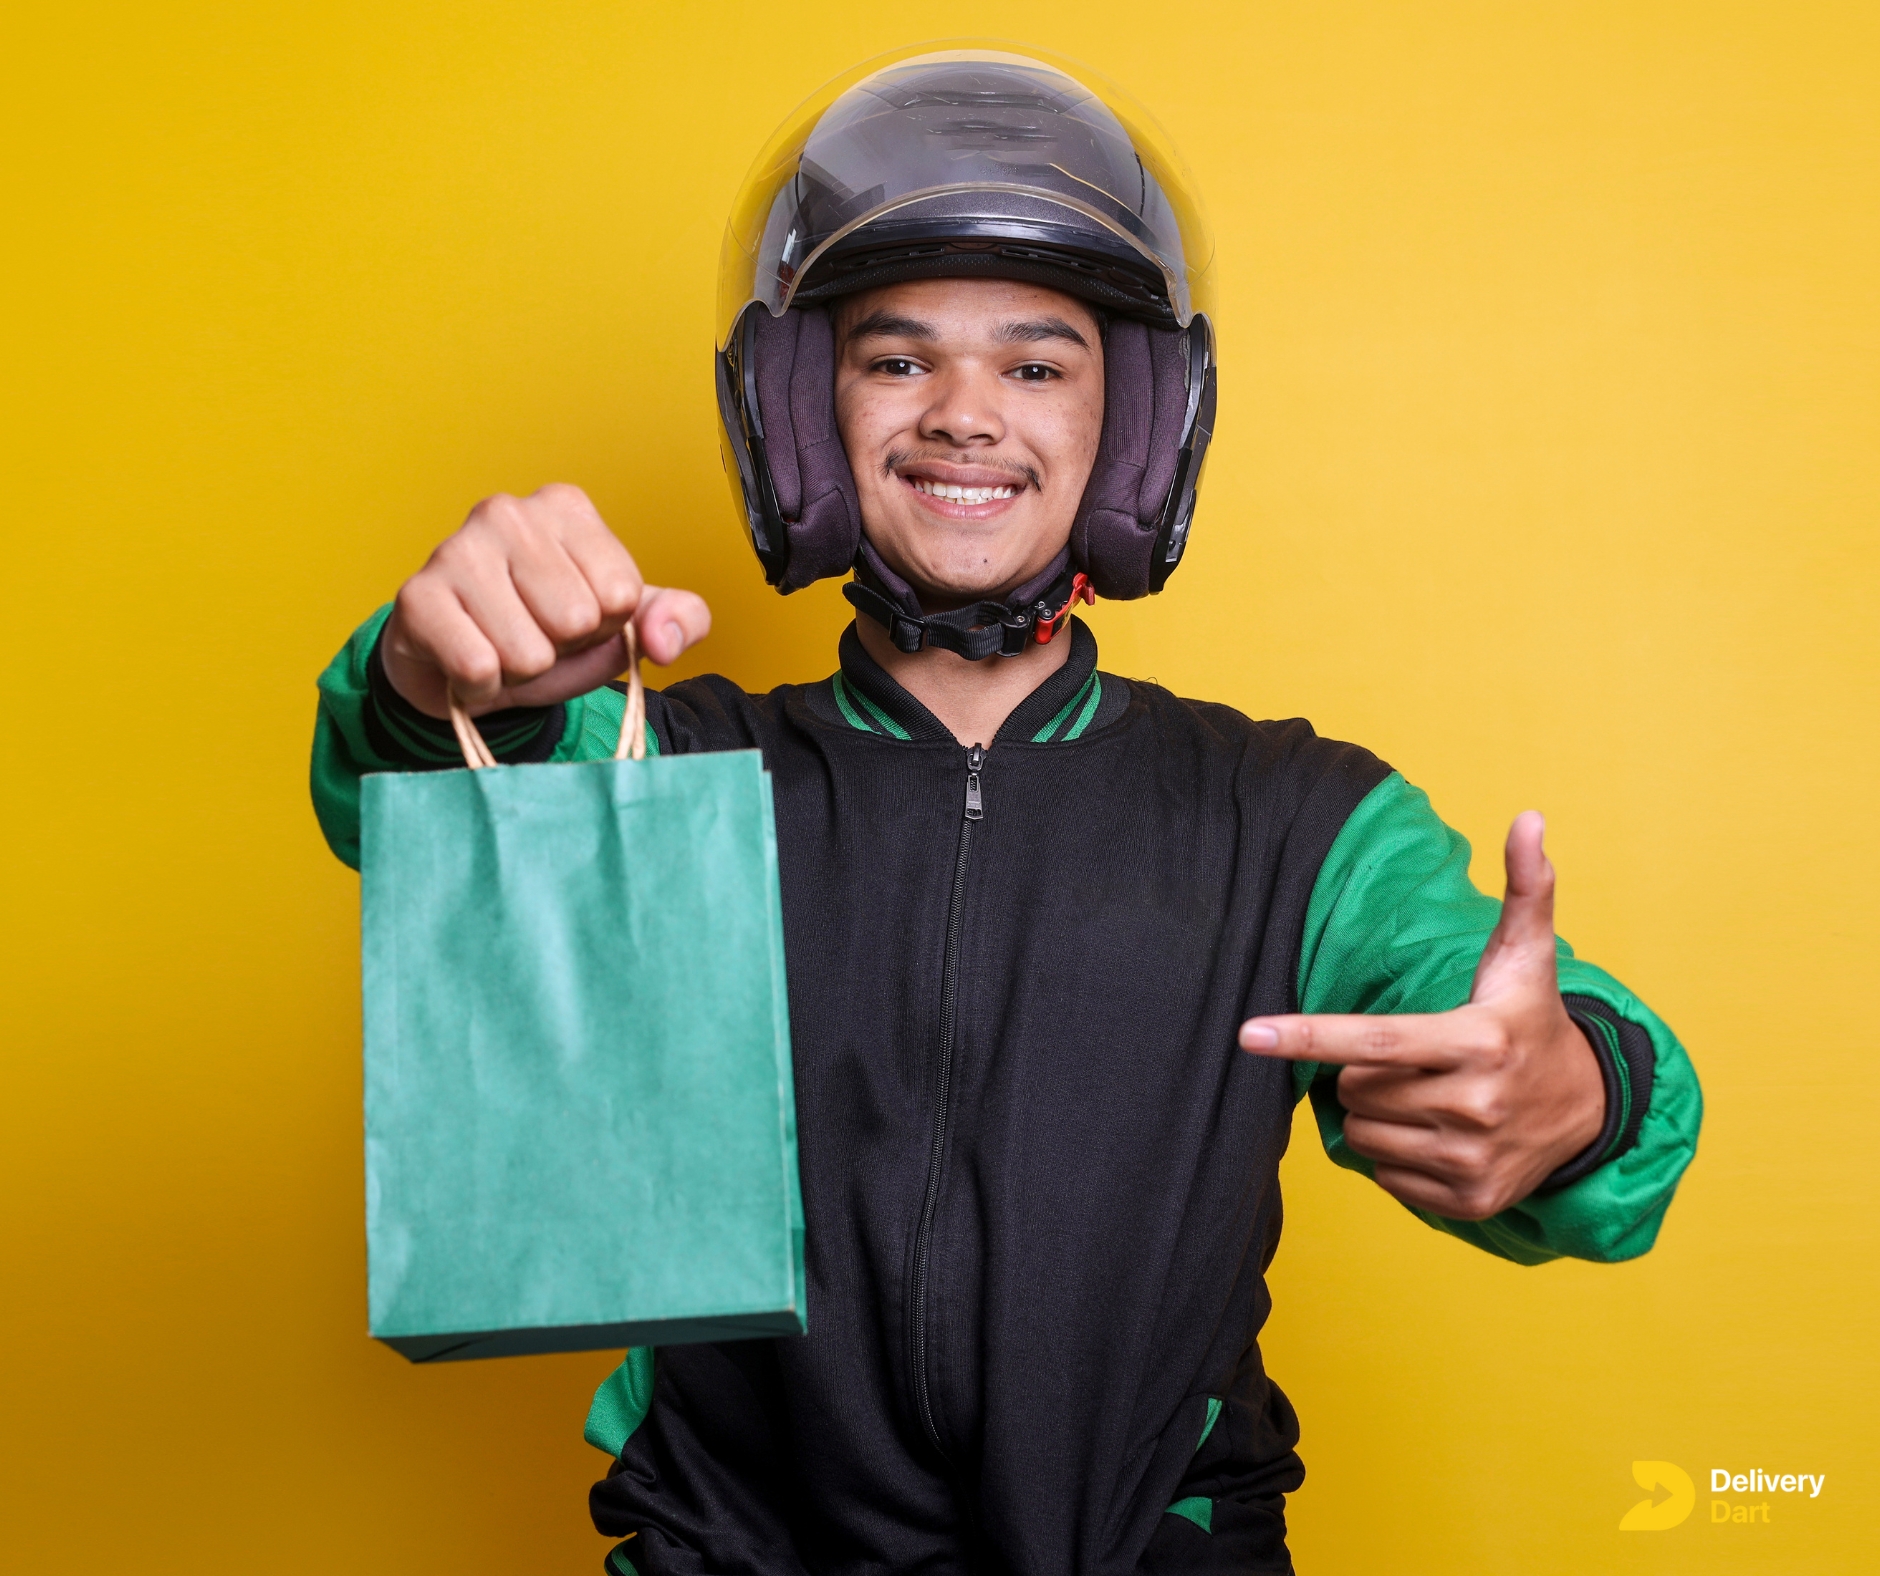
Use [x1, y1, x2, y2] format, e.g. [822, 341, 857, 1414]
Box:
[964, 744, 984, 821]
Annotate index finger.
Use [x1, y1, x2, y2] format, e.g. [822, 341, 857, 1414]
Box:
[1237, 1012, 1467, 1070]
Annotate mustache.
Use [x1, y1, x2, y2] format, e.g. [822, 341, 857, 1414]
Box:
[882, 449, 1044, 493]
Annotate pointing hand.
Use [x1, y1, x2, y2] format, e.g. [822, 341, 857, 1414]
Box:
[1239, 812, 1606, 1220]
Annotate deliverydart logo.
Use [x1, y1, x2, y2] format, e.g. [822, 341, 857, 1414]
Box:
[1618, 1460, 1828, 1530]
[1619, 1461, 1696, 1531]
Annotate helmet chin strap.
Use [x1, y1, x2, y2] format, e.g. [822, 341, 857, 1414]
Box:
[843, 541, 1094, 661]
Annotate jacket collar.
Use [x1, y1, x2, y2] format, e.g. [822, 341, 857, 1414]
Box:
[829, 617, 1105, 746]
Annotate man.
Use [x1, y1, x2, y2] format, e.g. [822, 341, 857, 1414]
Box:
[311, 50, 1699, 1575]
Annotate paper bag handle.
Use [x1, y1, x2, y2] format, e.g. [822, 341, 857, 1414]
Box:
[447, 623, 646, 771]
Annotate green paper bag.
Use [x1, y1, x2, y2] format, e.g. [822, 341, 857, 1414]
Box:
[359, 745, 805, 1362]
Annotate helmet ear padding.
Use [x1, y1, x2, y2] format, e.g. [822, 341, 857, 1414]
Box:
[1072, 320, 1199, 600]
[749, 305, 863, 590]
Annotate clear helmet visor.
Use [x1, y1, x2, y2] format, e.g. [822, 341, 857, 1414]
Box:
[719, 45, 1214, 342]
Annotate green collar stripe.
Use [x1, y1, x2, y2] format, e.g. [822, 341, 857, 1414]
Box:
[830, 672, 878, 735]
[1061, 672, 1103, 741]
[851, 682, 912, 740]
[831, 671, 912, 739]
[837, 664, 1097, 744]
[1031, 670, 1097, 743]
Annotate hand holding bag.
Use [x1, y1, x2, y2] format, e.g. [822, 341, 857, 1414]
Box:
[360, 635, 805, 1361]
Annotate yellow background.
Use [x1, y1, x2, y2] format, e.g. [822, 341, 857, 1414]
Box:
[4, 3, 1874, 1571]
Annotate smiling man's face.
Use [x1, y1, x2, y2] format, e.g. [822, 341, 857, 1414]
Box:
[832, 277, 1105, 608]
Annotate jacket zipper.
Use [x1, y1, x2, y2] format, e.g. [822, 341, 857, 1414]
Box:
[910, 743, 983, 1460]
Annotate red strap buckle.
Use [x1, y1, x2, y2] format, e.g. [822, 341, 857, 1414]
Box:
[1035, 572, 1096, 644]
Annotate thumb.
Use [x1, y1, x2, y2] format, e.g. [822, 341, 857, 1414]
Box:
[1496, 810, 1556, 949]
[1470, 811, 1559, 1002]
[632, 585, 713, 666]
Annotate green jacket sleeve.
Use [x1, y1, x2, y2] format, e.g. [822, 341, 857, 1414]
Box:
[1295, 771, 1702, 1265]
[310, 605, 638, 869]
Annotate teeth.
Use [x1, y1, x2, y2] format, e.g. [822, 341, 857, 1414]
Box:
[911, 478, 1017, 504]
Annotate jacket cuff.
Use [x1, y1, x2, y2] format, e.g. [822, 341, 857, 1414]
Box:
[1536, 996, 1657, 1192]
[364, 622, 565, 767]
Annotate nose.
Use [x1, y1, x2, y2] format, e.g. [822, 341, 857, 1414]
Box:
[918, 362, 1005, 449]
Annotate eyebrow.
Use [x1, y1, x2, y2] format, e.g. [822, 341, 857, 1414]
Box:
[843, 311, 939, 343]
[995, 316, 1091, 349]
[841, 310, 1094, 350]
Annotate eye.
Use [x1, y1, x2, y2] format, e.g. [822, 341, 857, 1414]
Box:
[872, 357, 924, 377]
[1010, 362, 1060, 382]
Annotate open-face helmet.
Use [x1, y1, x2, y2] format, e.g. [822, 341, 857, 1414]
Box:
[715, 45, 1217, 655]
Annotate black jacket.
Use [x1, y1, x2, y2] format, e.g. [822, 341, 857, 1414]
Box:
[587, 621, 1388, 1574]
